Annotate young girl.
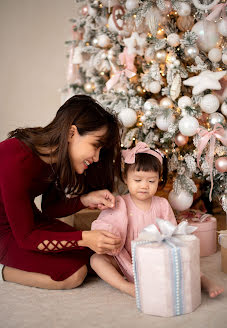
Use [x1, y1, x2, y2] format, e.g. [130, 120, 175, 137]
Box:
[0, 95, 122, 289]
[90, 142, 224, 298]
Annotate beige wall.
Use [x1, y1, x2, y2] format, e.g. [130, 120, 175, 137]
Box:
[0, 0, 75, 141]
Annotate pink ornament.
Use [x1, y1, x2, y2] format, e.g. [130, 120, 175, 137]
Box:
[175, 133, 189, 147]
[215, 157, 227, 173]
[161, 1, 172, 14]
[81, 5, 88, 16]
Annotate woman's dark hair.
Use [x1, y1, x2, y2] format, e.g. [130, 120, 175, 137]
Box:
[8, 95, 122, 194]
[122, 151, 168, 189]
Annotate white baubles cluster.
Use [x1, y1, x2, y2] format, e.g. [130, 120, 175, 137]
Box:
[168, 190, 193, 211]
[147, 81, 161, 93]
[167, 33, 180, 47]
[221, 102, 227, 117]
[97, 34, 111, 48]
[118, 108, 137, 128]
[208, 48, 222, 63]
[191, 20, 222, 52]
[217, 17, 227, 37]
[160, 97, 173, 109]
[200, 94, 220, 114]
[178, 96, 192, 109]
[179, 115, 199, 136]
[156, 113, 175, 131]
[125, 0, 139, 10]
[175, 1, 191, 16]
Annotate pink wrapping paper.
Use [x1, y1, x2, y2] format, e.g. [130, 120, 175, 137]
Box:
[132, 235, 201, 317]
[177, 210, 217, 257]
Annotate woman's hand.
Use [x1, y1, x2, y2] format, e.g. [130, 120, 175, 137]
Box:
[80, 189, 115, 210]
[78, 230, 121, 254]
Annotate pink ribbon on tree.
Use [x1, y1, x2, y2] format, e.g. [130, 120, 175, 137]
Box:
[206, 2, 227, 21]
[106, 48, 136, 91]
[122, 142, 163, 165]
[197, 123, 226, 201]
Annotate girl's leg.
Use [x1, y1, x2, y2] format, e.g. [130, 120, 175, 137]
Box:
[3, 265, 87, 290]
[200, 272, 224, 298]
[90, 253, 135, 297]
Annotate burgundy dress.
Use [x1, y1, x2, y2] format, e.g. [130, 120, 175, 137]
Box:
[0, 138, 92, 281]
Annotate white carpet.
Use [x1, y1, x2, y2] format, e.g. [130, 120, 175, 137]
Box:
[0, 252, 227, 328]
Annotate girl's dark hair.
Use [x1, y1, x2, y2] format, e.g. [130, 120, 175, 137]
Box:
[8, 95, 121, 194]
[123, 151, 168, 189]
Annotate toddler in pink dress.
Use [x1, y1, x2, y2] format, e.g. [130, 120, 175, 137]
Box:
[90, 142, 223, 298]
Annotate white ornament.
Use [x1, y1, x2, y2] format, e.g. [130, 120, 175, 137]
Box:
[200, 94, 220, 113]
[124, 32, 146, 56]
[221, 102, 227, 117]
[148, 81, 161, 94]
[87, 5, 97, 16]
[217, 18, 227, 37]
[176, 1, 191, 16]
[97, 34, 111, 48]
[108, 14, 119, 33]
[179, 115, 199, 136]
[222, 53, 227, 65]
[208, 48, 222, 63]
[170, 74, 181, 100]
[167, 33, 180, 47]
[125, 0, 139, 10]
[183, 70, 226, 95]
[178, 96, 192, 109]
[209, 112, 226, 126]
[118, 108, 137, 128]
[156, 114, 175, 131]
[191, 20, 222, 52]
[160, 97, 173, 109]
[143, 99, 158, 111]
[168, 190, 193, 211]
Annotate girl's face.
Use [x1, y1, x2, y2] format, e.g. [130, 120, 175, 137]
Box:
[68, 125, 107, 174]
[124, 169, 159, 202]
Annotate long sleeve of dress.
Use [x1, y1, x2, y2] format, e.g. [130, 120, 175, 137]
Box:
[0, 139, 85, 253]
[41, 183, 85, 218]
[91, 196, 128, 255]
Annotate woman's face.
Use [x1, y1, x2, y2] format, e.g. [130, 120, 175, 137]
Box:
[68, 125, 107, 174]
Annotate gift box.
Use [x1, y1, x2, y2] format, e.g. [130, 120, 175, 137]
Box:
[218, 231, 227, 274]
[132, 219, 201, 317]
[176, 210, 217, 257]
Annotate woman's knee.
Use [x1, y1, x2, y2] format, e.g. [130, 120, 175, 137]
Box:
[90, 253, 110, 269]
[60, 265, 88, 290]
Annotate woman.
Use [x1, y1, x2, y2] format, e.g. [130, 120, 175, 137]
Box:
[0, 95, 122, 289]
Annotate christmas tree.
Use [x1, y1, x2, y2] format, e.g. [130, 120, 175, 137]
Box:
[62, 0, 227, 213]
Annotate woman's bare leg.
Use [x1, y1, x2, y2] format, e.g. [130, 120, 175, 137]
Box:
[90, 253, 135, 297]
[2, 265, 87, 290]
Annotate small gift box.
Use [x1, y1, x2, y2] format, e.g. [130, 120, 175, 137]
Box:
[176, 210, 217, 257]
[218, 231, 227, 274]
[132, 219, 201, 317]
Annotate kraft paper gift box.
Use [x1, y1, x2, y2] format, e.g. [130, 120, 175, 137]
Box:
[132, 219, 201, 317]
[218, 231, 227, 274]
[177, 210, 217, 257]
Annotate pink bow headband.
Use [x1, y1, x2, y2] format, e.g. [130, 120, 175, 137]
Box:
[122, 142, 163, 165]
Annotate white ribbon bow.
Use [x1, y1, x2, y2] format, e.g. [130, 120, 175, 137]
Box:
[138, 218, 197, 243]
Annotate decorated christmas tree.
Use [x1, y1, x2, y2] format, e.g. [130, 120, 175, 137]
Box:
[61, 0, 227, 213]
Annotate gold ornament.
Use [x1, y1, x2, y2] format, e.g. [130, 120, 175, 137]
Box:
[177, 16, 194, 32]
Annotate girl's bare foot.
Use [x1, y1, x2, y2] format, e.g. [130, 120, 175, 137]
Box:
[124, 282, 135, 297]
[201, 274, 224, 298]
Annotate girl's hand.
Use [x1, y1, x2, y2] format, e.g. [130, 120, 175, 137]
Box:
[78, 230, 121, 254]
[80, 189, 115, 210]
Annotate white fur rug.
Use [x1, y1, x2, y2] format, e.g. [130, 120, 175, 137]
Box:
[0, 252, 227, 328]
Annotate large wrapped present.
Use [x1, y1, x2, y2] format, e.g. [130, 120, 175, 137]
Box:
[218, 230, 227, 274]
[132, 219, 201, 317]
[176, 209, 217, 257]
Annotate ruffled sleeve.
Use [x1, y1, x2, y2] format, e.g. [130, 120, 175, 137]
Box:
[156, 197, 177, 226]
[91, 195, 128, 255]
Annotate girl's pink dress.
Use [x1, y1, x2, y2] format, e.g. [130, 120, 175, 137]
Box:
[91, 194, 177, 282]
